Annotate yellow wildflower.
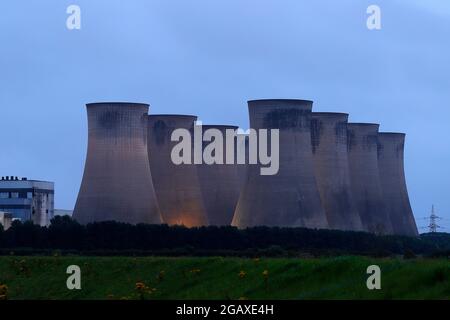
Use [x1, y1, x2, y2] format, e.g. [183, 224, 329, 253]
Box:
[0, 284, 8, 300]
[135, 282, 146, 290]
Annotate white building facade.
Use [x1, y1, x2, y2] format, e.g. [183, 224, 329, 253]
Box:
[0, 177, 55, 226]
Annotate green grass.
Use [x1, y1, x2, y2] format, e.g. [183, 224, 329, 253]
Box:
[0, 256, 449, 300]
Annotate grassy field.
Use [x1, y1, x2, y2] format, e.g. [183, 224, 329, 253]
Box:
[0, 256, 449, 300]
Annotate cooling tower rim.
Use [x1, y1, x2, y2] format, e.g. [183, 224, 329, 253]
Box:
[148, 114, 198, 120]
[347, 122, 380, 127]
[86, 102, 149, 107]
[312, 112, 349, 117]
[379, 132, 406, 136]
[248, 99, 313, 105]
[201, 124, 239, 129]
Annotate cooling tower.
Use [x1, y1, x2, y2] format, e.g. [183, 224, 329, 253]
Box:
[347, 123, 393, 234]
[147, 115, 209, 227]
[311, 113, 363, 231]
[197, 125, 241, 226]
[232, 99, 328, 229]
[73, 102, 162, 225]
[378, 133, 418, 236]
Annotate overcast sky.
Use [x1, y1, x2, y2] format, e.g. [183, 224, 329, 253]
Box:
[1, 0, 449, 231]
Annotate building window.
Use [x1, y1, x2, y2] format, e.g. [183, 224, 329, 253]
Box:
[0, 192, 9, 199]
[27, 192, 33, 199]
[11, 192, 19, 198]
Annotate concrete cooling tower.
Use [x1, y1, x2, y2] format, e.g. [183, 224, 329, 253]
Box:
[197, 125, 241, 226]
[147, 115, 209, 227]
[232, 99, 328, 229]
[311, 113, 363, 231]
[377, 133, 418, 236]
[73, 102, 162, 225]
[347, 123, 393, 234]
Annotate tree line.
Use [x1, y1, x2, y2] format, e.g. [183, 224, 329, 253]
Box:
[0, 216, 449, 257]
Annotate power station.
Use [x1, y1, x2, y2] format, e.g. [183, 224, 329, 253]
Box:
[70, 99, 419, 236]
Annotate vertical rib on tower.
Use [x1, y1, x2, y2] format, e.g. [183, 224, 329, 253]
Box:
[311, 113, 363, 231]
[347, 123, 393, 234]
[73, 102, 162, 224]
[232, 99, 328, 229]
[147, 115, 209, 227]
[197, 125, 241, 226]
[378, 133, 418, 236]
[236, 133, 249, 190]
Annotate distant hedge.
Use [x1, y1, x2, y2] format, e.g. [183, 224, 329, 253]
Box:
[0, 216, 449, 257]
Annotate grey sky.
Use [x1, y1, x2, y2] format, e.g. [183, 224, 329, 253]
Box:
[1, 0, 449, 231]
